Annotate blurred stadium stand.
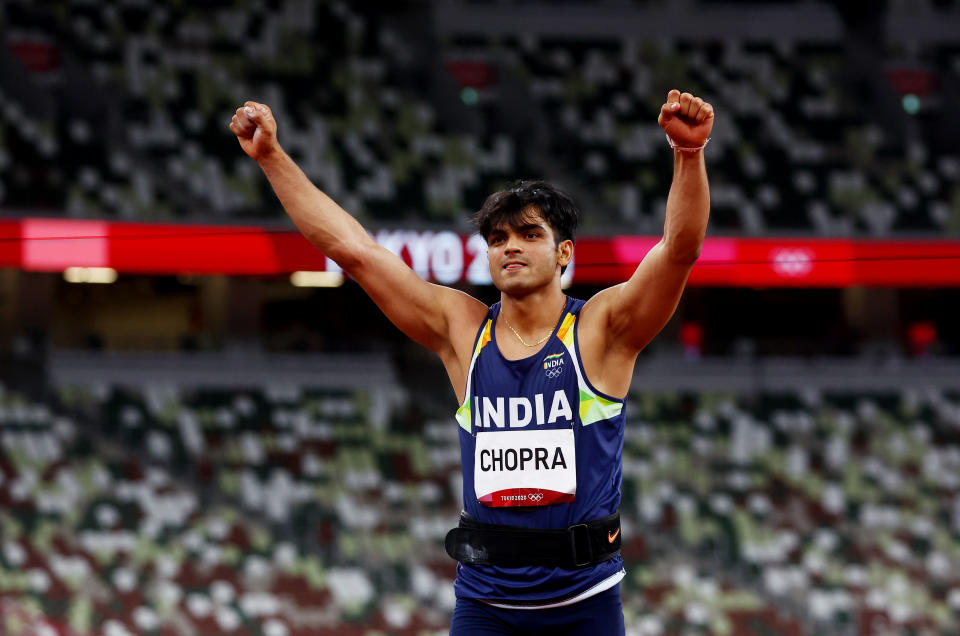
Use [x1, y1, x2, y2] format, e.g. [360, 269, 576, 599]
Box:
[0, 0, 958, 233]
[0, 0, 526, 225]
[6, 353, 960, 634]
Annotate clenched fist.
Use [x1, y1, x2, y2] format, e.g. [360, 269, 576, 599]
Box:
[230, 101, 280, 161]
[658, 90, 714, 150]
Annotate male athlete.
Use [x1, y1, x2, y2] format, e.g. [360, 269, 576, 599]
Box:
[230, 89, 713, 634]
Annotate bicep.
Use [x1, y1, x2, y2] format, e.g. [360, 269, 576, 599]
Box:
[347, 243, 488, 354]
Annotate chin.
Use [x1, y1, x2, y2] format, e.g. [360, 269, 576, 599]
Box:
[493, 274, 541, 297]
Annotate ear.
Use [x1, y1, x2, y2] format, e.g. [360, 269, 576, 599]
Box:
[557, 239, 573, 268]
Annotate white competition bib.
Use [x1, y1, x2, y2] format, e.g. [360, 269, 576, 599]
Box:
[474, 428, 576, 507]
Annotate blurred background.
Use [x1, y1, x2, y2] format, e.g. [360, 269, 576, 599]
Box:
[2, 0, 960, 634]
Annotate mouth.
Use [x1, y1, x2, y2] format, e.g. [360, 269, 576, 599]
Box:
[503, 261, 527, 272]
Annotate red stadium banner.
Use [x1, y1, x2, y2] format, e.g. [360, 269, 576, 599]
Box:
[2, 218, 960, 287]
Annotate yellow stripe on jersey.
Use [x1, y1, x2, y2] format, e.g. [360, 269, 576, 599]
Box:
[457, 319, 493, 433]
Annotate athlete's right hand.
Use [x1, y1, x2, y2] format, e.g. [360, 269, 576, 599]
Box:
[230, 101, 279, 161]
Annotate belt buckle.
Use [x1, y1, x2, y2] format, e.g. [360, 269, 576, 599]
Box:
[568, 523, 592, 567]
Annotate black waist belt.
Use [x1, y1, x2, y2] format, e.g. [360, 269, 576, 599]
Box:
[444, 510, 621, 569]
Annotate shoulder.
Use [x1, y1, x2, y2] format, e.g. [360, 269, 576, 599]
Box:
[576, 286, 621, 333]
[572, 286, 639, 397]
[441, 288, 491, 349]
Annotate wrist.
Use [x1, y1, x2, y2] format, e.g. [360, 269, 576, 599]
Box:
[255, 144, 285, 167]
[666, 133, 709, 152]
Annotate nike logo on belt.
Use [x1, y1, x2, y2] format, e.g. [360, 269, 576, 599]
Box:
[607, 528, 620, 543]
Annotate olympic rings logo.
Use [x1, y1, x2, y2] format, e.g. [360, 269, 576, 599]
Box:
[770, 247, 815, 278]
[545, 367, 563, 378]
[528, 492, 544, 502]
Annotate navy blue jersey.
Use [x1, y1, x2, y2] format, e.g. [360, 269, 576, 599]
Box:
[453, 296, 626, 607]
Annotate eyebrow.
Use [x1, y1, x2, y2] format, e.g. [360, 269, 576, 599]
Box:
[516, 223, 545, 232]
[487, 219, 547, 242]
[490, 222, 544, 235]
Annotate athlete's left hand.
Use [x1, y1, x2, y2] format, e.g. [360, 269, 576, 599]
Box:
[658, 89, 714, 149]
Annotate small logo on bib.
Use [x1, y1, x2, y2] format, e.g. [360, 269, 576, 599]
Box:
[543, 353, 564, 378]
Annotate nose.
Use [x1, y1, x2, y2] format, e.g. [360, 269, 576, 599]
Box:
[503, 233, 522, 254]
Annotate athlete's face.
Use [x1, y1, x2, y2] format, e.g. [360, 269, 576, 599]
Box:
[486, 208, 572, 296]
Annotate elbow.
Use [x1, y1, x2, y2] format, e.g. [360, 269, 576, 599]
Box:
[664, 237, 702, 265]
[312, 235, 369, 273]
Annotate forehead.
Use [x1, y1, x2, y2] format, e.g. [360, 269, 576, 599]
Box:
[489, 205, 550, 233]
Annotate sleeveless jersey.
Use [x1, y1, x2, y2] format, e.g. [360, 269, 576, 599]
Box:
[453, 296, 626, 607]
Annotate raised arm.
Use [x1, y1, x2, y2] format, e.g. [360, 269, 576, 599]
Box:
[579, 90, 713, 395]
[229, 102, 488, 392]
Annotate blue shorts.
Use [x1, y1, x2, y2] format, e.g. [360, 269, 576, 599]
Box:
[450, 584, 625, 636]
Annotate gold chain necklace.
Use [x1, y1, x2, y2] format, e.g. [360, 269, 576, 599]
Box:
[501, 308, 558, 347]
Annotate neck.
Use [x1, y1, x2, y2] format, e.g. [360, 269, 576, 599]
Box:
[500, 287, 567, 332]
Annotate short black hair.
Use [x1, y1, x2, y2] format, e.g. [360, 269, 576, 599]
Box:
[473, 180, 580, 247]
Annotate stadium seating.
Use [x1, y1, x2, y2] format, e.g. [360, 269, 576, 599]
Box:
[10, 371, 960, 634]
[0, 0, 523, 223]
[2, 1, 958, 234]
[623, 388, 960, 634]
[0, 381, 449, 635]
[445, 34, 960, 234]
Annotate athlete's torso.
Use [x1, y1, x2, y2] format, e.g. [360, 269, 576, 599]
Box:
[453, 296, 626, 606]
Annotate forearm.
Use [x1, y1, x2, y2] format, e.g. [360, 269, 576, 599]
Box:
[258, 150, 372, 268]
[662, 150, 709, 264]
